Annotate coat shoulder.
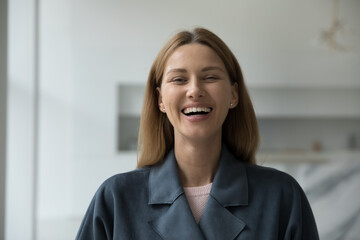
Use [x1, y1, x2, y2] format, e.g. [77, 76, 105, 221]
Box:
[94, 167, 151, 199]
[76, 167, 153, 239]
[242, 164, 319, 239]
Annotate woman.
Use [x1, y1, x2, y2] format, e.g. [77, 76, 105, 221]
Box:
[76, 28, 319, 240]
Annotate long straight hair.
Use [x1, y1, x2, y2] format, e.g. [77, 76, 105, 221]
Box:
[137, 28, 259, 168]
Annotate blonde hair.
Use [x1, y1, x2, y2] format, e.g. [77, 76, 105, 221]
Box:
[137, 28, 259, 168]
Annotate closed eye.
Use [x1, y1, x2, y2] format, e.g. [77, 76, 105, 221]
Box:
[171, 77, 187, 84]
[204, 75, 219, 81]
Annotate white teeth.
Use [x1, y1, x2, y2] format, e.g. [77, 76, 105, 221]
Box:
[183, 107, 211, 114]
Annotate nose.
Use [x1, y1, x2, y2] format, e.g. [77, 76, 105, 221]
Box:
[186, 78, 205, 99]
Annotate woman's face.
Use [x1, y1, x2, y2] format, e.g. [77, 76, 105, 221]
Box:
[158, 43, 238, 143]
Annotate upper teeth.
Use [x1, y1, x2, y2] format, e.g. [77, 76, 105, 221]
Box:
[183, 107, 211, 114]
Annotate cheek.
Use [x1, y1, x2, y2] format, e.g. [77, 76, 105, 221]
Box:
[215, 89, 232, 105]
[161, 90, 179, 111]
[161, 86, 181, 104]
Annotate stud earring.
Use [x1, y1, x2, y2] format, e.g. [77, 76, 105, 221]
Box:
[162, 108, 166, 112]
[230, 103, 233, 107]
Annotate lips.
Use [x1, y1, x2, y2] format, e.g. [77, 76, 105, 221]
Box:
[182, 106, 213, 116]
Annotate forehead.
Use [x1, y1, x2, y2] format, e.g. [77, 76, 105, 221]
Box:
[164, 43, 225, 70]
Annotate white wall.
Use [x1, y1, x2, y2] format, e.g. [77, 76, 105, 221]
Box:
[6, 0, 38, 239]
[0, 0, 8, 239]
[37, 0, 74, 221]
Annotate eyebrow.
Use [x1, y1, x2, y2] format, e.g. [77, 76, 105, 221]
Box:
[165, 66, 225, 76]
[165, 68, 187, 76]
[201, 66, 225, 73]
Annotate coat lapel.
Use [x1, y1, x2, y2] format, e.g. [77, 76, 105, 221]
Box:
[199, 196, 246, 240]
[148, 149, 205, 240]
[148, 146, 249, 240]
[149, 194, 205, 240]
[199, 145, 249, 240]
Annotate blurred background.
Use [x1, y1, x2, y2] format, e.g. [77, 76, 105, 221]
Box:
[1, 0, 360, 239]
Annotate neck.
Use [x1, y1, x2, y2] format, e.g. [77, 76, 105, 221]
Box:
[174, 136, 222, 187]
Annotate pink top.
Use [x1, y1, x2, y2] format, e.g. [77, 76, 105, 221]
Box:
[183, 183, 213, 223]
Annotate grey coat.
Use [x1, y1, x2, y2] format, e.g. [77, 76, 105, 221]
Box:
[76, 146, 319, 240]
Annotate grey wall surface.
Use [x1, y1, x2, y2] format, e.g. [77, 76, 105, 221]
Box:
[0, 0, 8, 239]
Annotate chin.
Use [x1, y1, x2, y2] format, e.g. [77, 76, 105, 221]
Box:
[181, 130, 221, 143]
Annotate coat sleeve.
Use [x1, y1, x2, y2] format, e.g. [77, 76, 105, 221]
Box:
[284, 180, 320, 240]
[76, 185, 115, 240]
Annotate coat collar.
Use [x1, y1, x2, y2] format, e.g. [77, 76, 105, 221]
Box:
[210, 145, 248, 207]
[148, 148, 183, 205]
[148, 145, 248, 240]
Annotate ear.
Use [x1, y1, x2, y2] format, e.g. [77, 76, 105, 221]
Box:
[230, 82, 239, 109]
[157, 87, 165, 112]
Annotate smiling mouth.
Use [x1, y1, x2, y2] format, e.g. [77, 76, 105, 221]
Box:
[182, 107, 213, 116]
